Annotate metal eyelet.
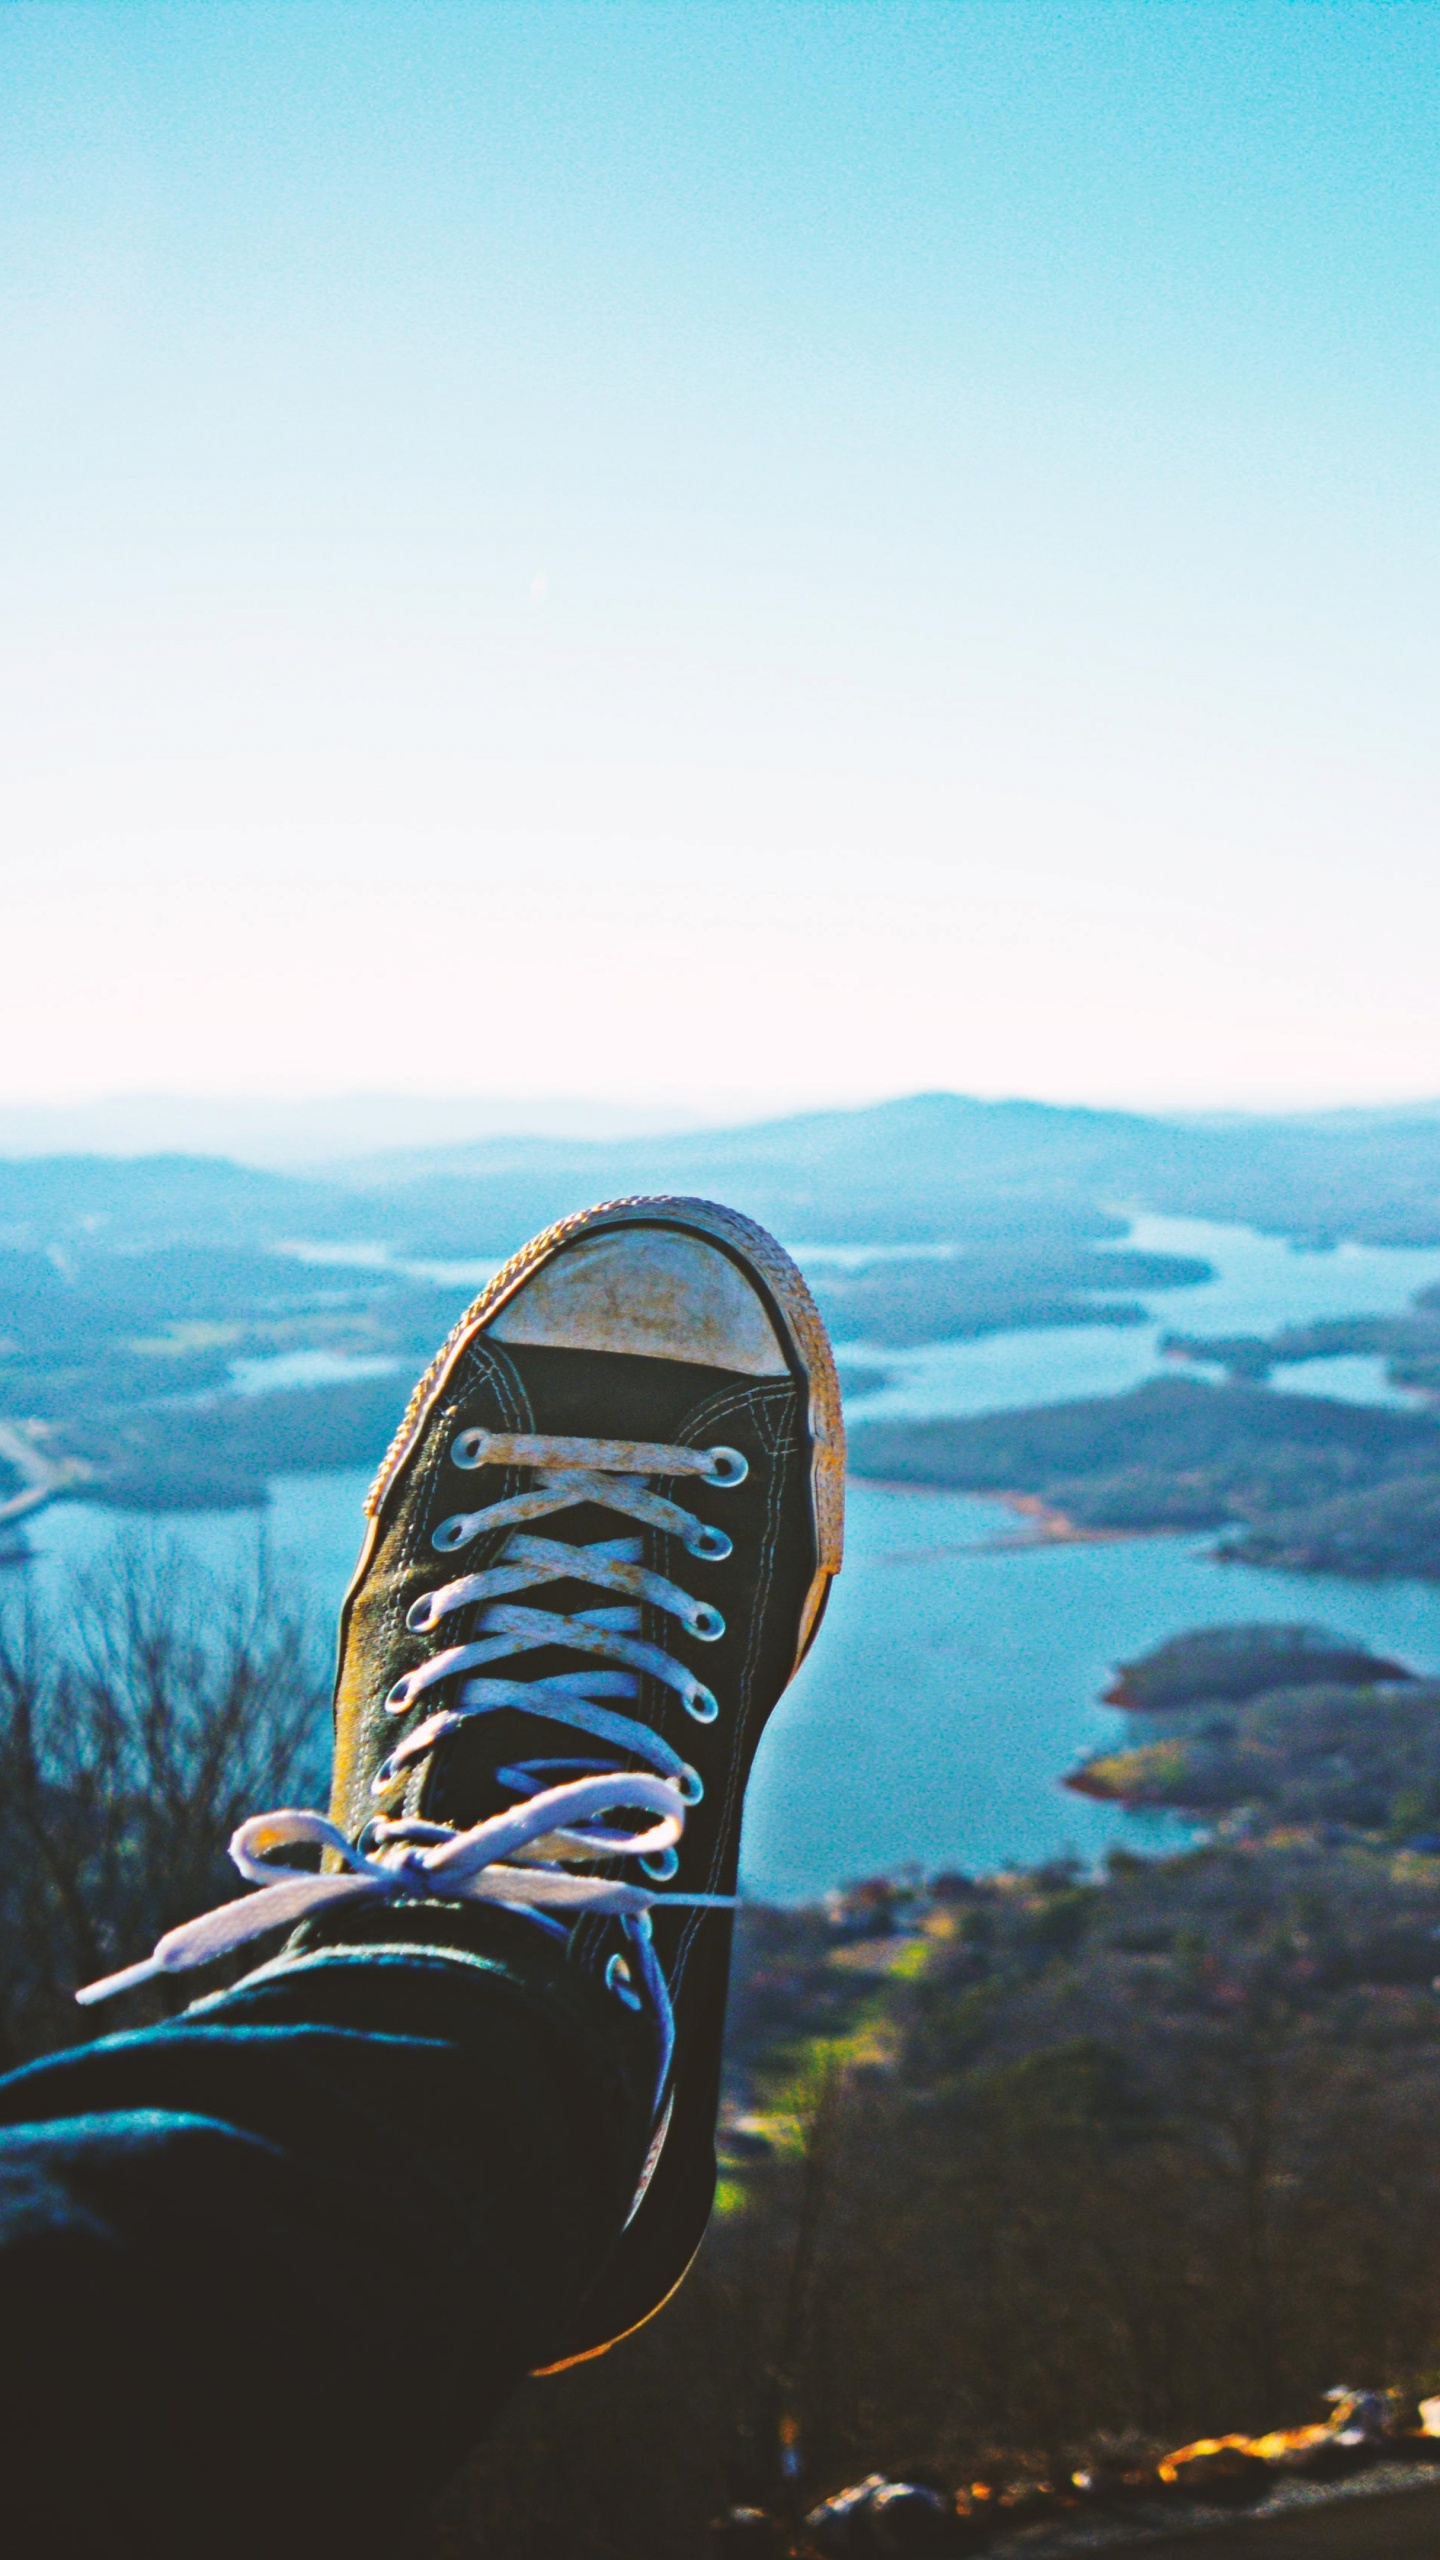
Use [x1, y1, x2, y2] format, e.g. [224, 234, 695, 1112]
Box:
[687, 1602, 725, 1643]
[677, 1764, 704, 1806]
[369, 1754, 403, 1799]
[451, 1429, 491, 1469]
[406, 1594, 439, 1633]
[356, 1817, 387, 1856]
[431, 1516, 474, 1553]
[704, 1446, 748, 1487]
[606, 1953, 644, 2010]
[384, 1676, 414, 1714]
[686, 1523, 732, 1562]
[684, 1682, 719, 1724]
[641, 1846, 679, 1881]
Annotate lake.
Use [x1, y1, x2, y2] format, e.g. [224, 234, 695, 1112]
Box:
[23, 1215, 1440, 1901]
[826, 1213, 1440, 1421]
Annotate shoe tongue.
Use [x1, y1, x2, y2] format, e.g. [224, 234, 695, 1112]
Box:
[490, 1339, 778, 1446]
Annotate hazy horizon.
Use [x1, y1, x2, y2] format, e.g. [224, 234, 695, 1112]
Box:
[5, 1079, 1440, 1172]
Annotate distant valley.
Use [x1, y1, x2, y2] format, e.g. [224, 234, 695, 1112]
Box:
[7, 1090, 1440, 1578]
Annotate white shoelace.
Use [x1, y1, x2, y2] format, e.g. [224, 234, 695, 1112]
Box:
[76, 1428, 746, 2095]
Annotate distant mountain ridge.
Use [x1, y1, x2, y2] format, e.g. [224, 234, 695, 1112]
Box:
[0, 1092, 722, 1164]
[3, 1089, 1440, 1254]
[329, 1091, 1155, 1184]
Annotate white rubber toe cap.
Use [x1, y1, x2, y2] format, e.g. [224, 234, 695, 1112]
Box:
[486, 1225, 790, 1374]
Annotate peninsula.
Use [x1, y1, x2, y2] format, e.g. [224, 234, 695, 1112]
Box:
[848, 1375, 1440, 1580]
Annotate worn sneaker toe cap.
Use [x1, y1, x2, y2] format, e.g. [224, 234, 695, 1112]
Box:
[486, 1225, 791, 1375]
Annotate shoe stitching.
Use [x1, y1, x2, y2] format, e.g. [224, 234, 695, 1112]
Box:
[400, 1343, 532, 1824]
[377, 1399, 460, 1829]
[338, 1427, 441, 1831]
[658, 1376, 798, 1999]
[333, 1338, 524, 1838]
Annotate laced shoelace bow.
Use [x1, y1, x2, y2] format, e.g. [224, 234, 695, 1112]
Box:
[76, 1428, 747, 2088]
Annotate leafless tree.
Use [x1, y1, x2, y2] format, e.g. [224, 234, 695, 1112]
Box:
[0, 1531, 331, 2064]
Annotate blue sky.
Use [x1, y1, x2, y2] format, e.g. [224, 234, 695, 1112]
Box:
[3, 2, 1438, 1116]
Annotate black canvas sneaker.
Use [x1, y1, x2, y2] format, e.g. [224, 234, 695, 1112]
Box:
[79, 1196, 843, 2373]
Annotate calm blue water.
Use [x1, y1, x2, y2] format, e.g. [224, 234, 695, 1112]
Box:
[21, 1217, 1440, 1900]
[744, 1490, 1440, 1898]
[836, 1214, 1440, 1422]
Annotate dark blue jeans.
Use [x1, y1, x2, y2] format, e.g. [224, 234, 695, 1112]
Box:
[0, 1945, 640, 2560]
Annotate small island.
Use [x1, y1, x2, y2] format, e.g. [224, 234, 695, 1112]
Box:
[811, 1239, 1211, 1349]
[1102, 1621, 1415, 1710]
[1162, 1284, 1440, 1400]
[1068, 1621, 1440, 1844]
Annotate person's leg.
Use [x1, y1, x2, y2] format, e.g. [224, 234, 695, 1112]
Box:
[0, 1918, 652, 2560]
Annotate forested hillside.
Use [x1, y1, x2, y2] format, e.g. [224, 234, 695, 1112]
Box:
[849, 1378, 1440, 1580]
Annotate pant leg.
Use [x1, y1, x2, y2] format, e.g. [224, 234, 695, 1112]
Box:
[0, 1943, 646, 2560]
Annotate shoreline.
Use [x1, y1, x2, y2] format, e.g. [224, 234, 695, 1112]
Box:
[845, 1474, 1183, 1546]
[850, 1478, 1149, 1551]
[992, 1491, 1140, 1549]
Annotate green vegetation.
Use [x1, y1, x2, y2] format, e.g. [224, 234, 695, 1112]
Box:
[1165, 1288, 1440, 1400]
[810, 1246, 1210, 1350]
[848, 1375, 1440, 1578]
[1104, 1623, 1414, 1711]
[0, 1243, 335, 1341]
[0, 1242, 477, 1514]
[1227, 1474, 1440, 1578]
[445, 1835, 1440, 2555]
[1073, 1621, 1440, 1839]
[0, 1537, 328, 2062]
[1072, 1685, 1440, 1835]
[0, 1152, 347, 1251]
[72, 1371, 414, 1511]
